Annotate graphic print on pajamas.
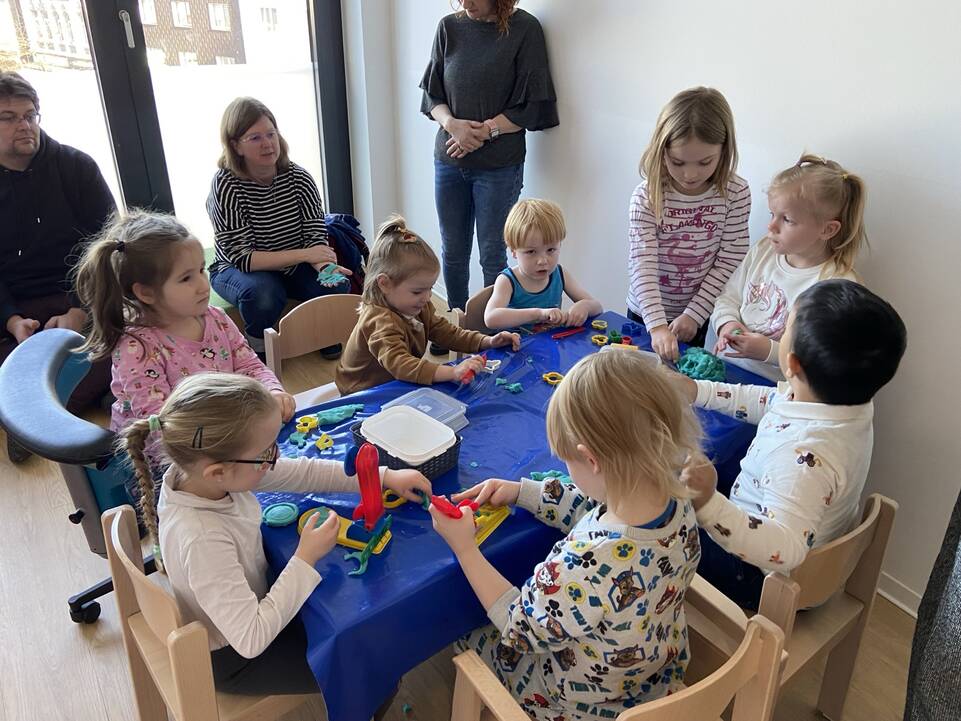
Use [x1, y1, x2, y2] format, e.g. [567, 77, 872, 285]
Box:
[458, 473, 700, 721]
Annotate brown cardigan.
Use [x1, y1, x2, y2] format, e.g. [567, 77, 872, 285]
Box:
[334, 303, 486, 395]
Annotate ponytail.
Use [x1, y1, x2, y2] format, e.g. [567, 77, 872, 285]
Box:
[73, 210, 194, 361]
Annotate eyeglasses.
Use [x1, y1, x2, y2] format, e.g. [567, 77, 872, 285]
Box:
[225, 442, 279, 471]
[238, 130, 278, 144]
[0, 111, 41, 127]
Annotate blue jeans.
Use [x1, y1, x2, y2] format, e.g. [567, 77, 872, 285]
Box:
[210, 262, 349, 339]
[696, 527, 766, 610]
[434, 160, 524, 311]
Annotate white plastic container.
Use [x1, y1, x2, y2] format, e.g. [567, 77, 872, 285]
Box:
[359, 406, 457, 465]
[381, 388, 469, 432]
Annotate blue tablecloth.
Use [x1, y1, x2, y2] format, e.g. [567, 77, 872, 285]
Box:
[258, 311, 773, 721]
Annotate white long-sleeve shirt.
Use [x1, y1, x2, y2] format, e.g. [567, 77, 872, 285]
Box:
[157, 456, 358, 658]
[694, 380, 873, 573]
[627, 174, 751, 329]
[707, 238, 859, 381]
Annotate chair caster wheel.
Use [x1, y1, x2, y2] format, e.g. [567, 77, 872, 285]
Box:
[69, 601, 101, 624]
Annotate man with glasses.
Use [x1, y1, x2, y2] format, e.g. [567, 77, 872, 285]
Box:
[0, 72, 115, 462]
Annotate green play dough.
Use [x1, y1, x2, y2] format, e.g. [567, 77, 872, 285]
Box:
[676, 347, 726, 382]
[495, 378, 524, 393]
[314, 403, 364, 426]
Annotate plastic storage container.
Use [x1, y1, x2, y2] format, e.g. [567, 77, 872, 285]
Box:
[353, 406, 462, 479]
[381, 387, 469, 432]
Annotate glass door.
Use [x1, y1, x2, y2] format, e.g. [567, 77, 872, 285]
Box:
[0, 0, 123, 206]
[134, 0, 326, 244]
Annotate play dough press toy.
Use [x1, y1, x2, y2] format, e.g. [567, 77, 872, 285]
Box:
[297, 506, 392, 554]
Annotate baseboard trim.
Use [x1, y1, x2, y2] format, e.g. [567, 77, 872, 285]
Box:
[878, 572, 921, 618]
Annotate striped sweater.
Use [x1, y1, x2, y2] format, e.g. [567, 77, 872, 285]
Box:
[627, 174, 751, 329]
[206, 162, 328, 275]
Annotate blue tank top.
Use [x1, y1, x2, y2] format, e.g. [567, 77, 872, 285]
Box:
[502, 265, 565, 311]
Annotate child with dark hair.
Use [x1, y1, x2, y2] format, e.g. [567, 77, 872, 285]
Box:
[673, 279, 906, 608]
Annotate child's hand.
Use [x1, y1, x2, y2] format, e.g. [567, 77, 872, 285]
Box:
[681, 454, 718, 511]
[714, 321, 749, 353]
[428, 502, 478, 557]
[721, 330, 773, 361]
[383, 468, 432, 503]
[453, 478, 521, 508]
[271, 390, 296, 422]
[566, 301, 594, 328]
[650, 325, 680, 362]
[539, 307, 566, 326]
[293, 510, 340, 566]
[669, 313, 700, 343]
[453, 355, 486, 382]
[483, 331, 521, 351]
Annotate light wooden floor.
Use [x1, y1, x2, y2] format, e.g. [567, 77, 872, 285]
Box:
[0, 306, 916, 721]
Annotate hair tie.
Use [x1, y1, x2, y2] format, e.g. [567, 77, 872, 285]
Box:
[114, 240, 126, 253]
[841, 173, 849, 180]
[147, 414, 162, 432]
[401, 231, 418, 242]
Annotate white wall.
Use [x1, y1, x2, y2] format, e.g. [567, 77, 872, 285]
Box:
[343, 0, 961, 613]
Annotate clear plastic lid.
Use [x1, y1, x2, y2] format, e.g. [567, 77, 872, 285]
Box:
[381, 388, 468, 432]
[360, 406, 457, 464]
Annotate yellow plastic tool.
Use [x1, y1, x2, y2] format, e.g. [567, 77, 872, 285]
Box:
[541, 371, 564, 386]
[474, 504, 510, 546]
[297, 507, 392, 553]
[591, 334, 609, 346]
[297, 415, 320, 430]
[314, 433, 334, 451]
[382, 489, 406, 508]
[591, 319, 608, 331]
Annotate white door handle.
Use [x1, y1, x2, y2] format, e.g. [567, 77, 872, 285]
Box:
[119, 10, 135, 49]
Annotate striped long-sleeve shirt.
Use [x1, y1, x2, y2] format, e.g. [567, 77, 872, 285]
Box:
[206, 162, 328, 275]
[627, 174, 751, 329]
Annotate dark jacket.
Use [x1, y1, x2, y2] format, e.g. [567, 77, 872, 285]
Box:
[0, 131, 115, 323]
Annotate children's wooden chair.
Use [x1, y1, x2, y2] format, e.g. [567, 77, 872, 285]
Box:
[454, 286, 495, 335]
[452, 286, 495, 360]
[264, 293, 362, 409]
[449, 614, 784, 721]
[102, 505, 321, 721]
[691, 493, 898, 721]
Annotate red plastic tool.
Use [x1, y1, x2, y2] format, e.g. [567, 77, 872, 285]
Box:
[430, 495, 479, 519]
[351, 443, 385, 531]
[551, 326, 586, 340]
[459, 353, 487, 386]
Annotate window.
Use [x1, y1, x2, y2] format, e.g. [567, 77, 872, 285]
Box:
[146, 47, 166, 66]
[177, 50, 198, 66]
[260, 7, 278, 32]
[207, 3, 230, 31]
[214, 55, 236, 65]
[170, 1, 191, 28]
[139, 0, 157, 25]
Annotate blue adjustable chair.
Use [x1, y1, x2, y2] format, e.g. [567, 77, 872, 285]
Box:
[0, 329, 156, 623]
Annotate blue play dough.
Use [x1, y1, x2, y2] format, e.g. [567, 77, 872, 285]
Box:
[262, 502, 299, 527]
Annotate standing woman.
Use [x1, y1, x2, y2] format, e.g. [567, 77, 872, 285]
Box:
[420, 0, 558, 329]
[206, 97, 350, 359]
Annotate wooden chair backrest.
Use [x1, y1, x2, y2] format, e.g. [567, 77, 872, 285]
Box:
[105, 505, 182, 641]
[264, 294, 362, 376]
[788, 494, 892, 609]
[620, 616, 784, 721]
[462, 286, 494, 334]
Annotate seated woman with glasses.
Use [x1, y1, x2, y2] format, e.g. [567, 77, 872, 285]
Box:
[206, 97, 351, 360]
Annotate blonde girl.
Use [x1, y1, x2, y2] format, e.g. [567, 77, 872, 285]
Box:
[120, 373, 429, 696]
[74, 210, 295, 469]
[430, 351, 702, 721]
[627, 86, 751, 362]
[334, 215, 520, 395]
[710, 154, 867, 380]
